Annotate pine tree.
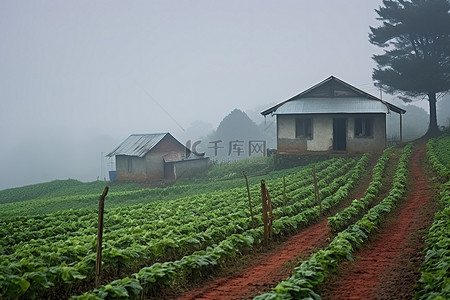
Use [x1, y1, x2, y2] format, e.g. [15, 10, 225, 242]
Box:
[369, 0, 450, 136]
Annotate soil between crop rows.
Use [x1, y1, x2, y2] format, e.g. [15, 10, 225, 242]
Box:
[174, 155, 375, 300]
[320, 145, 439, 300]
[176, 219, 329, 300]
[172, 145, 437, 300]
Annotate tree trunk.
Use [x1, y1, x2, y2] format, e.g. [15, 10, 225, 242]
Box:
[426, 92, 439, 136]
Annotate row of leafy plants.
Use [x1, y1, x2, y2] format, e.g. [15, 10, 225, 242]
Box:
[0, 179, 248, 219]
[72, 154, 370, 299]
[0, 157, 275, 219]
[327, 146, 394, 232]
[254, 143, 412, 300]
[0, 162, 316, 246]
[415, 136, 450, 299]
[78, 158, 356, 295]
[0, 158, 341, 253]
[426, 134, 450, 181]
[415, 181, 450, 300]
[0, 158, 355, 299]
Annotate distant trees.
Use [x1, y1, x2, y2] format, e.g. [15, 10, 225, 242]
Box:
[369, 0, 450, 136]
[213, 109, 262, 159]
[438, 94, 450, 128]
[216, 109, 261, 141]
[387, 104, 429, 140]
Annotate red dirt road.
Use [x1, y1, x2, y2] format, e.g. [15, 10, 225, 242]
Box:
[321, 145, 437, 300]
[177, 218, 330, 300]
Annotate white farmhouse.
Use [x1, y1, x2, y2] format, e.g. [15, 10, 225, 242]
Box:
[261, 76, 406, 153]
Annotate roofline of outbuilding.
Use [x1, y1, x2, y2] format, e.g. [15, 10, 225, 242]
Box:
[261, 76, 406, 116]
[106, 132, 187, 158]
[106, 132, 206, 158]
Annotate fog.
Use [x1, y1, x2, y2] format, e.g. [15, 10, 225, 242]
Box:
[0, 0, 435, 190]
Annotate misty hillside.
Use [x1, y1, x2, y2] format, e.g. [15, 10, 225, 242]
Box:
[0, 179, 83, 205]
[0, 179, 140, 205]
[0, 156, 275, 218]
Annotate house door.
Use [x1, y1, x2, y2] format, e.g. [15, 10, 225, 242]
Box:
[333, 118, 347, 151]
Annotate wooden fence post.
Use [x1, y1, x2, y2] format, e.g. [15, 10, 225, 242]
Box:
[265, 187, 274, 238]
[95, 186, 109, 288]
[261, 180, 269, 245]
[312, 165, 322, 215]
[243, 171, 254, 227]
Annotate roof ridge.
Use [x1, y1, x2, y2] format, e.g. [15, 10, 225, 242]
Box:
[261, 76, 405, 116]
[130, 132, 169, 136]
[106, 132, 177, 157]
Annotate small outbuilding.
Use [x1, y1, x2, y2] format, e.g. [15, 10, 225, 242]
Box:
[107, 133, 208, 182]
[261, 76, 406, 153]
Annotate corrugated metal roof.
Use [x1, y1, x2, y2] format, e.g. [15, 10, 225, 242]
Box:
[261, 76, 406, 116]
[106, 133, 168, 157]
[271, 97, 389, 115]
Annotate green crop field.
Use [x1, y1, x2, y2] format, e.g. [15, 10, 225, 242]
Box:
[1, 135, 449, 300]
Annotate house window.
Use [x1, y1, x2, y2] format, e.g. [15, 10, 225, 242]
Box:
[127, 158, 132, 173]
[355, 117, 372, 137]
[296, 118, 313, 138]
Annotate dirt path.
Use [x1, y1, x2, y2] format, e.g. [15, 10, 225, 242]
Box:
[320, 145, 438, 300]
[176, 156, 377, 300]
[177, 218, 329, 300]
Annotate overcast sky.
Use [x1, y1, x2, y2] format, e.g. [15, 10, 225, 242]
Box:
[0, 0, 429, 190]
